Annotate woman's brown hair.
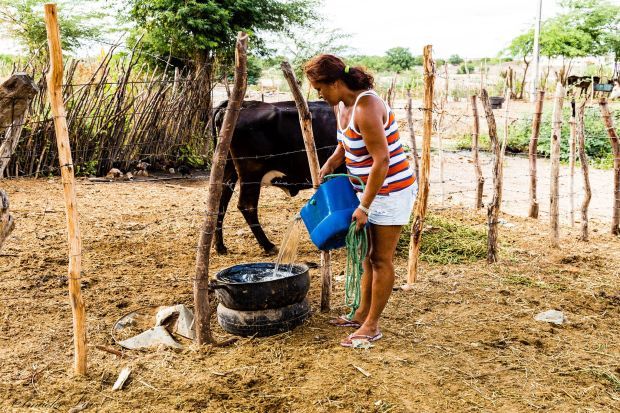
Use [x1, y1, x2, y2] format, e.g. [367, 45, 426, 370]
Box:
[304, 54, 374, 90]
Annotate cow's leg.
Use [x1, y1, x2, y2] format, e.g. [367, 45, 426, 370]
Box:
[213, 159, 238, 254]
[237, 178, 277, 255]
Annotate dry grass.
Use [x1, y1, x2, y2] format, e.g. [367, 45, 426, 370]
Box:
[0, 177, 619, 412]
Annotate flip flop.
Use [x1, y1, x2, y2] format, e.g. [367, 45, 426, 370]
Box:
[340, 332, 383, 348]
[328, 315, 362, 328]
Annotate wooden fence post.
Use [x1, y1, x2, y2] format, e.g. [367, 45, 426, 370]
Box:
[528, 90, 545, 218]
[437, 64, 448, 205]
[598, 98, 620, 236]
[550, 83, 565, 247]
[569, 100, 577, 227]
[576, 101, 591, 241]
[404, 45, 434, 288]
[194, 32, 248, 345]
[0, 190, 14, 249]
[280, 61, 333, 312]
[44, 3, 87, 375]
[480, 89, 502, 263]
[406, 87, 420, 180]
[470, 95, 484, 209]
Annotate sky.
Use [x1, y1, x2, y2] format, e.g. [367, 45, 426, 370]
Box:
[320, 0, 566, 58]
[1, 0, 619, 58]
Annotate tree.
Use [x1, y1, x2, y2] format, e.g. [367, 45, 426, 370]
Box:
[278, 26, 350, 82]
[448, 54, 464, 65]
[125, 0, 318, 70]
[505, 30, 534, 99]
[346, 55, 389, 72]
[385, 47, 415, 73]
[0, 0, 104, 62]
[504, 0, 620, 84]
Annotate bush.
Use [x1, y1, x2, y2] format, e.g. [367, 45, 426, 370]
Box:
[397, 214, 487, 264]
[456, 106, 619, 163]
[457, 62, 475, 74]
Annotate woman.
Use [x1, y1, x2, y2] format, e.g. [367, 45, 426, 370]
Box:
[304, 54, 418, 347]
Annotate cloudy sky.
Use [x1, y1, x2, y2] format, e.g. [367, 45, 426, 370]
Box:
[1, 0, 618, 58]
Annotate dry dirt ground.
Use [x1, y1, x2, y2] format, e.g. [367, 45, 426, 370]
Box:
[1, 177, 619, 413]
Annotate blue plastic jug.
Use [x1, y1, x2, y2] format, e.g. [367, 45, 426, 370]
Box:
[300, 175, 361, 250]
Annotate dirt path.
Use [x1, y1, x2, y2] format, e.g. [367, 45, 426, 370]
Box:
[433, 150, 615, 225]
[0, 177, 619, 412]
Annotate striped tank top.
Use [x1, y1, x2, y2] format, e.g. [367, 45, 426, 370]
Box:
[337, 90, 416, 195]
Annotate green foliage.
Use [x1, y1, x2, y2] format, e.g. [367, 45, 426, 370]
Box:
[448, 54, 464, 65]
[176, 145, 206, 168]
[281, 27, 350, 82]
[397, 214, 488, 264]
[457, 106, 619, 164]
[504, 0, 620, 62]
[457, 62, 475, 74]
[385, 47, 415, 73]
[75, 160, 98, 177]
[125, 0, 317, 67]
[247, 55, 263, 85]
[504, 30, 534, 61]
[345, 55, 388, 72]
[0, 0, 104, 61]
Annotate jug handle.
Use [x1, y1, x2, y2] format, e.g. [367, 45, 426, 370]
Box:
[322, 173, 365, 190]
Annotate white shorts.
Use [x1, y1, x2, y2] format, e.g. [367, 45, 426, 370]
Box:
[357, 183, 418, 226]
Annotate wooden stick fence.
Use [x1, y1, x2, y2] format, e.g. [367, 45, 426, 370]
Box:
[528, 90, 545, 218]
[576, 100, 591, 241]
[470, 94, 484, 209]
[404, 45, 433, 287]
[194, 32, 248, 345]
[550, 82, 565, 247]
[280, 60, 332, 312]
[479, 89, 502, 263]
[569, 100, 577, 227]
[406, 87, 420, 180]
[44, 3, 87, 375]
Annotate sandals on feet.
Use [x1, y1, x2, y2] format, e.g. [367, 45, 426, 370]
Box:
[329, 315, 362, 328]
[340, 332, 383, 348]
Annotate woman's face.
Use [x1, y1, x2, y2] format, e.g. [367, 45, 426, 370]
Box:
[310, 80, 340, 106]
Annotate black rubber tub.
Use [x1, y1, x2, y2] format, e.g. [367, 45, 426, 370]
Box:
[217, 298, 311, 337]
[209, 262, 310, 311]
[489, 96, 505, 109]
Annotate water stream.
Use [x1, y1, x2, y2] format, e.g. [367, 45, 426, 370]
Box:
[272, 215, 303, 277]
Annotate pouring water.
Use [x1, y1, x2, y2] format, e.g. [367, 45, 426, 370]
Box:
[273, 214, 303, 277]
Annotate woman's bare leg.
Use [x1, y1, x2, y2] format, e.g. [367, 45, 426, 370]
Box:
[343, 224, 402, 340]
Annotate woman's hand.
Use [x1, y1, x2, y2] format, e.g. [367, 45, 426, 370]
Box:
[352, 207, 368, 231]
[319, 163, 334, 183]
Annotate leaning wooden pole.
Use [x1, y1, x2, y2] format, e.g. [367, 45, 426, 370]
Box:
[406, 87, 420, 180]
[528, 90, 545, 218]
[569, 100, 576, 227]
[280, 60, 332, 312]
[576, 101, 591, 241]
[598, 98, 620, 236]
[550, 83, 565, 247]
[404, 45, 434, 288]
[194, 32, 248, 344]
[480, 89, 502, 263]
[44, 3, 86, 375]
[470, 95, 484, 209]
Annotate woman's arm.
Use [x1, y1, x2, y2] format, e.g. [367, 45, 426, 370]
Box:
[319, 141, 345, 181]
[351, 96, 390, 229]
